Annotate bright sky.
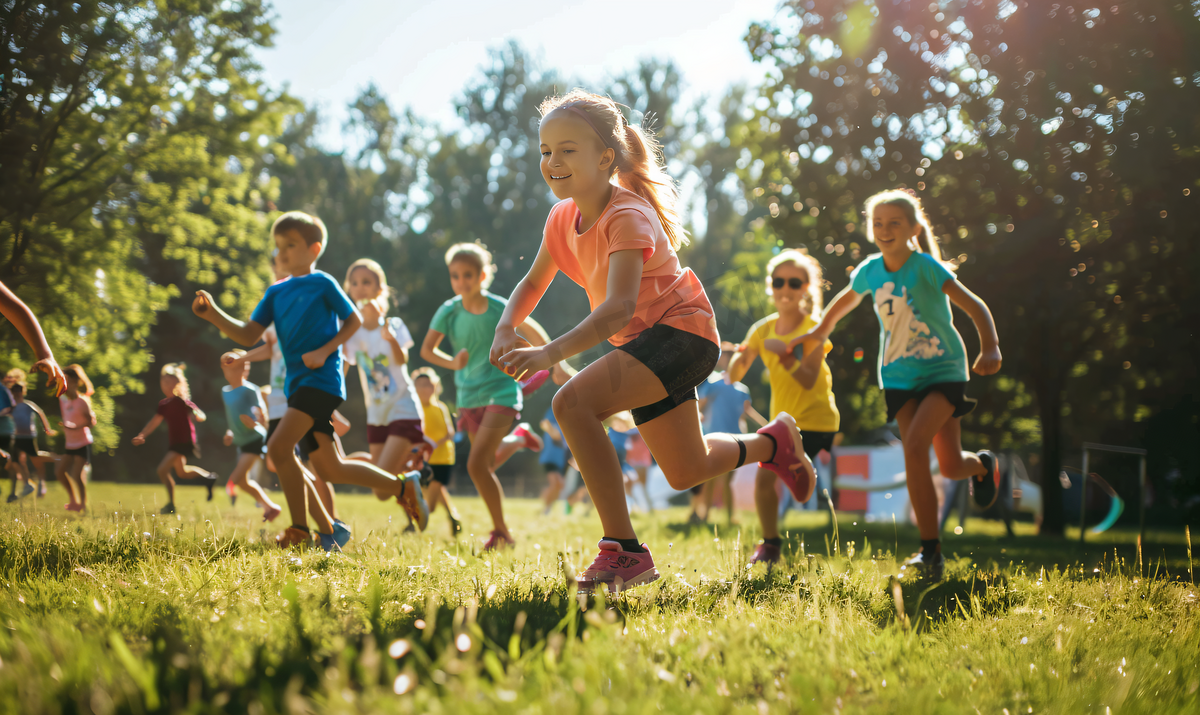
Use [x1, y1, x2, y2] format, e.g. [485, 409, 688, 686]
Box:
[257, 0, 782, 147]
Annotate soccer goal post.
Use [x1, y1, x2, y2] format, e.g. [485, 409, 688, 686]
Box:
[1078, 442, 1147, 545]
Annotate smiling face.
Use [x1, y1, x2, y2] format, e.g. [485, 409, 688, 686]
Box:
[347, 266, 383, 305]
[871, 203, 921, 258]
[770, 261, 811, 313]
[413, 375, 435, 403]
[539, 109, 615, 201]
[448, 259, 484, 299]
[273, 228, 321, 277]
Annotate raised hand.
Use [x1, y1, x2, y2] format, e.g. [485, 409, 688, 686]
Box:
[192, 290, 215, 318]
[30, 356, 66, 397]
[972, 345, 1002, 376]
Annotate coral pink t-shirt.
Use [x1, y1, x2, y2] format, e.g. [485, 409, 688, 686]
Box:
[543, 186, 719, 348]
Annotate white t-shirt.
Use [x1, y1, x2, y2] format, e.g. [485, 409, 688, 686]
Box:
[264, 324, 289, 420]
[344, 317, 423, 425]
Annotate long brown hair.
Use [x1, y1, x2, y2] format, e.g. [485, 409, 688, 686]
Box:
[63, 364, 94, 397]
[864, 189, 947, 265]
[539, 90, 687, 250]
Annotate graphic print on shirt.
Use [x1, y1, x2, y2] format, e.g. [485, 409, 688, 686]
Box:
[355, 350, 397, 404]
[875, 281, 945, 366]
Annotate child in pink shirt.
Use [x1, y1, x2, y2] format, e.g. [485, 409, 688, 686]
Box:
[491, 90, 814, 593]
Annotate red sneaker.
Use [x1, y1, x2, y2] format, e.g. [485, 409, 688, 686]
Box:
[519, 369, 550, 396]
[483, 530, 514, 551]
[757, 413, 816, 502]
[576, 540, 660, 593]
[750, 542, 781, 567]
[512, 423, 544, 453]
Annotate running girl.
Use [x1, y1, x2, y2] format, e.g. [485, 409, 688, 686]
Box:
[56, 364, 96, 512]
[420, 242, 550, 550]
[342, 259, 427, 497]
[491, 90, 812, 592]
[726, 249, 839, 566]
[6, 382, 56, 501]
[801, 189, 1002, 580]
[132, 363, 218, 514]
[411, 367, 463, 536]
[220, 350, 282, 521]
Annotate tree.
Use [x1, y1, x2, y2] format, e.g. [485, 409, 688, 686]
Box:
[1, 0, 292, 457]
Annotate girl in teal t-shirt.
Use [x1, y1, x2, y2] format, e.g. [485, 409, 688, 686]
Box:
[802, 190, 1003, 580]
[420, 243, 554, 551]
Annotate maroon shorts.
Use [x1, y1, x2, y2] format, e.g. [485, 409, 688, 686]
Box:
[456, 405, 519, 435]
[366, 419, 425, 445]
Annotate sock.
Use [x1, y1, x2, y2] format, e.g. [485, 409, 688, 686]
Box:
[761, 433, 778, 463]
[291, 524, 310, 534]
[605, 537, 646, 553]
[763, 536, 783, 548]
[920, 538, 940, 555]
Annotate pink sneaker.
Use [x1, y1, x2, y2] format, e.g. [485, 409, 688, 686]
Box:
[262, 505, 282, 522]
[757, 413, 816, 502]
[576, 540, 660, 593]
[483, 530, 514, 551]
[750, 542, 781, 567]
[512, 423, 544, 453]
[519, 369, 550, 396]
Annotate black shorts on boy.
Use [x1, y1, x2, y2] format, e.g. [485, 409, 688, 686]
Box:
[287, 387, 342, 457]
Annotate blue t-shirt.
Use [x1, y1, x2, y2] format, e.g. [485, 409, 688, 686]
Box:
[849, 252, 969, 390]
[249, 271, 356, 400]
[697, 373, 750, 435]
[222, 382, 268, 447]
[539, 407, 569, 469]
[0, 384, 14, 436]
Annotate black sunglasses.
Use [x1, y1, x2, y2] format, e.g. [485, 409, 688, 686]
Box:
[772, 277, 807, 290]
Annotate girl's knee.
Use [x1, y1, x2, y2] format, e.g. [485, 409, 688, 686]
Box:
[660, 469, 692, 492]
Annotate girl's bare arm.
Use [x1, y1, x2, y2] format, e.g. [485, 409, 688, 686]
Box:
[492, 239, 560, 361]
[533, 249, 641, 364]
[804, 285, 865, 341]
[420, 330, 467, 371]
[944, 279, 1002, 375]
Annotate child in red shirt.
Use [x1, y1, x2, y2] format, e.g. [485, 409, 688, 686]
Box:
[132, 363, 217, 513]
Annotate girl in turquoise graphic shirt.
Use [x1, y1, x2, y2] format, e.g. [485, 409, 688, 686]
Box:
[803, 190, 1002, 580]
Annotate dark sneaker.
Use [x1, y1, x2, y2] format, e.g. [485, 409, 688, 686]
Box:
[750, 542, 781, 568]
[971, 451, 999, 510]
[5, 493, 16, 503]
[205, 475, 217, 502]
[448, 513, 462, 537]
[901, 550, 945, 582]
[160, 502, 176, 515]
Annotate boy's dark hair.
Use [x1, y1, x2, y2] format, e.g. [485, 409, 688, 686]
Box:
[271, 211, 328, 258]
[10, 383, 24, 396]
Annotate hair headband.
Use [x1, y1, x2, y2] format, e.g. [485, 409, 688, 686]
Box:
[560, 104, 615, 148]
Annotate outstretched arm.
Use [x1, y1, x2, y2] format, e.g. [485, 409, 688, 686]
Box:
[0, 281, 65, 395]
[420, 330, 468, 371]
[491, 239, 560, 363]
[132, 414, 164, 445]
[804, 284, 865, 342]
[30, 402, 58, 436]
[192, 290, 267, 346]
[944, 279, 1002, 375]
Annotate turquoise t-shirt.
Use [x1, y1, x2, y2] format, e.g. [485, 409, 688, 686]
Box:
[429, 292, 522, 411]
[849, 252, 969, 390]
[222, 382, 268, 447]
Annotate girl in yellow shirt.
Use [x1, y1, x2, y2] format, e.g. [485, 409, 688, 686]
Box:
[411, 368, 462, 536]
[727, 249, 840, 567]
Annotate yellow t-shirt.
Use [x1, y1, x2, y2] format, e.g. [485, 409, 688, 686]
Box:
[744, 312, 840, 432]
[422, 399, 455, 465]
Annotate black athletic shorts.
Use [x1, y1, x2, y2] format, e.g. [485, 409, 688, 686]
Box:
[65, 444, 92, 463]
[615, 324, 720, 426]
[267, 417, 311, 462]
[884, 382, 976, 423]
[430, 463, 452, 486]
[798, 430, 836, 459]
[168, 442, 198, 459]
[287, 387, 342, 457]
[540, 461, 566, 475]
[239, 437, 267, 456]
[13, 436, 38, 458]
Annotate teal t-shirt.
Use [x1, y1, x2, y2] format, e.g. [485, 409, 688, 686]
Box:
[849, 252, 969, 390]
[222, 382, 268, 447]
[429, 292, 522, 411]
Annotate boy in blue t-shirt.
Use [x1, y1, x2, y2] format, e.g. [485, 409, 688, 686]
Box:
[220, 349, 282, 521]
[194, 211, 428, 550]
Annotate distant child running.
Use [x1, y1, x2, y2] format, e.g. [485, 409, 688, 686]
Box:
[6, 381, 57, 501]
[491, 90, 813, 593]
[56, 365, 96, 512]
[132, 363, 218, 512]
[411, 367, 463, 536]
[193, 211, 427, 550]
[420, 242, 551, 551]
[727, 249, 839, 566]
[220, 350, 282, 521]
[342, 259, 428, 485]
[802, 190, 1002, 580]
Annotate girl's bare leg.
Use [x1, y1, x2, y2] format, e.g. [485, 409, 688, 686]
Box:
[721, 473, 734, 523]
[306, 469, 338, 521]
[69, 457, 88, 509]
[894, 393, 958, 541]
[366, 443, 391, 501]
[55, 456, 78, 505]
[156, 452, 178, 503]
[466, 413, 516, 537]
[553, 350, 776, 540]
[267, 409, 319, 530]
[931, 416, 986, 481]
[232, 453, 278, 511]
[307, 434, 405, 496]
[755, 468, 781, 538]
[170, 454, 212, 480]
[494, 432, 523, 467]
[541, 469, 564, 509]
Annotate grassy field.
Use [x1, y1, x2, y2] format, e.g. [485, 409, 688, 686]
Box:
[0, 482, 1197, 714]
